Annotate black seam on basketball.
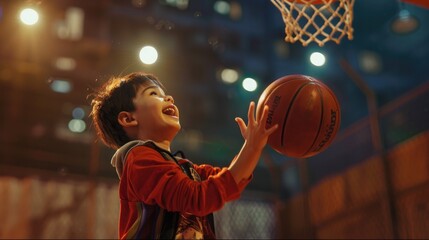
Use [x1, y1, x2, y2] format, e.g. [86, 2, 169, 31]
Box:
[280, 82, 313, 147]
[302, 84, 324, 157]
[262, 78, 303, 124]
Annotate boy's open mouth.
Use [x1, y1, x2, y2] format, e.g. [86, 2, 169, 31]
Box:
[162, 107, 176, 117]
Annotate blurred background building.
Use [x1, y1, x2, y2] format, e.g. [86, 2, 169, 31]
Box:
[0, 0, 428, 238]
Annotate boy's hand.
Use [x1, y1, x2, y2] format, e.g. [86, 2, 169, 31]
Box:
[229, 101, 278, 183]
[235, 101, 278, 151]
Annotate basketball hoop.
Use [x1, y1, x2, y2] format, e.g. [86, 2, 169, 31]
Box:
[271, 0, 355, 47]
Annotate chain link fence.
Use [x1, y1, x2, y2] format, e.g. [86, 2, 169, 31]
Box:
[215, 195, 277, 239]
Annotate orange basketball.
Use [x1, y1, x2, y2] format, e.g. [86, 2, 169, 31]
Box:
[257, 74, 341, 158]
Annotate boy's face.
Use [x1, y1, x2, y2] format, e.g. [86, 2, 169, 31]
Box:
[131, 83, 180, 140]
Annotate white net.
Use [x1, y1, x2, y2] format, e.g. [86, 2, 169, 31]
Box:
[271, 0, 355, 46]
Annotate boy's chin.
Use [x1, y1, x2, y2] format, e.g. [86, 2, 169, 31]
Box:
[171, 121, 181, 130]
[169, 123, 181, 135]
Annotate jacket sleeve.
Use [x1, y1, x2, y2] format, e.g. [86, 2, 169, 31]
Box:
[193, 162, 252, 195]
[122, 146, 243, 217]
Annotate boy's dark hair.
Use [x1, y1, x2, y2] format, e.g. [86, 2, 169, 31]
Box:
[90, 72, 164, 149]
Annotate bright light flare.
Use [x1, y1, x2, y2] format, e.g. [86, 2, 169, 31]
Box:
[68, 119, 86, 133]
[220, 68, 239, 84]
[139, 46, 158, 65]
[20, 8, 39, 25]
[242, 78, 258, 92]
[310, 52, 326, 67]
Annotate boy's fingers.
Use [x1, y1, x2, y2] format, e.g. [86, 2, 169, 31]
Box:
[247, 101, 255, 124]
[235, 117, 245, 127]
[258, 105, 278, 135]
[235, 117, 247, 136]
[259, 105, 270, 123]
[266, 124, 278, 135]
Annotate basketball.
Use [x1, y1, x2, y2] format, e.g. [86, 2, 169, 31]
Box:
[256, 74, 341, 158]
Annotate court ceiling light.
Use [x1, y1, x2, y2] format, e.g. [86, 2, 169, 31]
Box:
[391, 2, 420, 35]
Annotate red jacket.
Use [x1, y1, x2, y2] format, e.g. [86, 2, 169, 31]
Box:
[111, 140, 250, 239]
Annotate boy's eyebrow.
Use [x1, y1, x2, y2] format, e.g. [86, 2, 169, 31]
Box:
[139, 85, 166, 96]
[139, 85, 158, 94]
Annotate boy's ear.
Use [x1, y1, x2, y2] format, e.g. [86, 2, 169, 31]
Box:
[118, 111, 138, 127]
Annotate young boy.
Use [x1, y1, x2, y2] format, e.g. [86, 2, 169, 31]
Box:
[90, 72, 277, 239]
